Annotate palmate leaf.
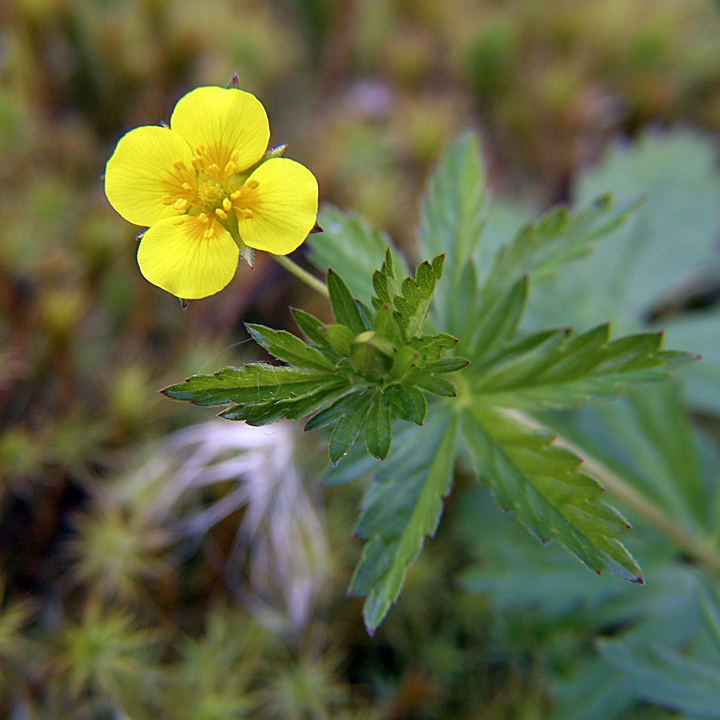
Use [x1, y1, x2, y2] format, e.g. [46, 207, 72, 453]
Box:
[471, 324, 693, 410]
[460, 403, 642, 581]
[349, 407, 458, 633]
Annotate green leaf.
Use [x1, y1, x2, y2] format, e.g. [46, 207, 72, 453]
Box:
[364, 392, 392, 460]
[386, 384, 428, 426]
[480, 195, 641, 325]
[246, 324, 334, 371]
[418, 132, 488, 332]
[598, 638, 720, 717]
[304, 388, 370, 431]
[468, 275, 528, 362]
[393, 256, 445, 338]
[460, 403, 642, 581]
[471, 325, 693, 410]
[162, 365, 339, 406]
[329, 393, 374, 464]
[349, 409, 458, 633]
[409, 334, 459, 364]
[327, 269, 368, 335]
[307, 205, 409, 304]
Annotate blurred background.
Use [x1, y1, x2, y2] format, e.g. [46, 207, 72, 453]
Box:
[2, 0, 720, 717]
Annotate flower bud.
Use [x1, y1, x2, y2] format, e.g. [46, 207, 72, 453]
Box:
[350, 331, 395, 381]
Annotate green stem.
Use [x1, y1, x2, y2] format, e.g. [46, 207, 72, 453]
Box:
[272, 254, 329, 298]
[505, 409, 720, 578]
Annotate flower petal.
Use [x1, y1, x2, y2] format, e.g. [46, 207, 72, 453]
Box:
[236, 158, 318, 255]
[170, 87, 269, 174]
[105, 126, 196, 227]
[137, 216, 239, 299]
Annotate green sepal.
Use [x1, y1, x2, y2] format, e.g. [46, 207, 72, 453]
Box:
[291, 307, 336, 351]
[350, 331, 396, 381]
[320, 323, 356, 357]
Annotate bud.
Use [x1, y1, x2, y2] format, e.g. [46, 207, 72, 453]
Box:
[350, 331, 395, 381]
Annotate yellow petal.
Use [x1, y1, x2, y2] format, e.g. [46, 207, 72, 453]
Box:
[170, 87, 269, 174]
[105, 126, 196, 227]
[137, 216, 239, 299]
[236, 159, 318, 255]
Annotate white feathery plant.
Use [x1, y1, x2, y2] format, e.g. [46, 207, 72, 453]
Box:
[125, 420, 329, 633]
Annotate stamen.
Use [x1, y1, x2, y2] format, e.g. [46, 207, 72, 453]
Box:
[215, 208, 228, 220]
[162, 194, 174, 205]
[173, 160, 187, 171]
[192, 157, 204, 172]
[203, 228, 214, 239]
[208, 163, 220, 176]
[245, 179, 260, 190]
[230, 190, 241, 200]
[198, 213, 210, 224]
[223, 161, 236, 176]
[195, 144, 205, 156]
[239, 209, 254, 219]
[173, 198, 190, 212]
[182, 182, 194, 192]
[222, 198, 232, 212]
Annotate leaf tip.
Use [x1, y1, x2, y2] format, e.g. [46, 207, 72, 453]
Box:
[596, 569, 602, 576]
[185, 377, 192, 382]
[634, 576, 645, 585]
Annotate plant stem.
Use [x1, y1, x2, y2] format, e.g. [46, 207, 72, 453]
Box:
[505, 409, 720, 578]
[272, 254, 329, 298]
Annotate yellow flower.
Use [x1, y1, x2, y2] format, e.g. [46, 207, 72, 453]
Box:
[105, 86, 318, 300]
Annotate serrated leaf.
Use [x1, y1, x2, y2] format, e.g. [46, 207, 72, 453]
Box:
[327, 269, 367, 335]
[386, 384, 428, 425]
[393, 256, 445, 338]
[350, 409, 458, 633]
[246, 324, 335, 370]
[480, 196, 641, 322]
[406, 372, 457, 398]
[471, 325, 693, 410]
[409, 334, 459, 364]
[221, 378, 349, 425]
[304, 388, 371, 431]
[162, 365, 339, 406]
[307, 205, 409, 303]
[364, 392, 392, 460]
[418, 132, 488, 332]
[469, 275, 528, 362]
[330, 394, 374, 463]
[461, 403, 641, 581]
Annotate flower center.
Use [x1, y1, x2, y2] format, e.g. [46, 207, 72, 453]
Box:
[162, 146, 262, 240]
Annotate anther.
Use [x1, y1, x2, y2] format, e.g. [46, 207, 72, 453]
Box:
[222, 198, 232, 212]
[198, 213, 210, 224]
[173, 198, 190, 212]
[246, 179, 259, 190]
[203, 228, 214, 239]
[223, 161, 236, 176]
[162, 194, 174, 205]
[195, 144, 205, 156]
[182, 182, 194, 192]
[215, 208, 228, 220]
[208, 163, 220, 176]
[173, 160, 187, 171]
[239, 209, 254, 219]
[192, 158, 204, 172]
[230, 190, 241, 200]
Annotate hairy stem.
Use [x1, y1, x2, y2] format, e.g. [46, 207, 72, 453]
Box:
[505, 409, 720, 578]
[272, 254, 329, 298]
